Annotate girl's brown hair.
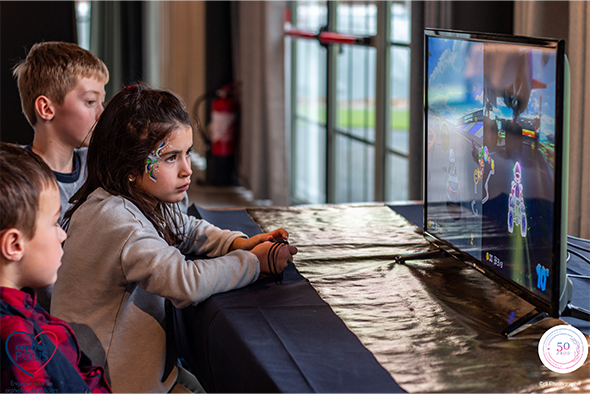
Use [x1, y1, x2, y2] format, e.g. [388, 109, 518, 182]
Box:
[64, 85, 191, 245]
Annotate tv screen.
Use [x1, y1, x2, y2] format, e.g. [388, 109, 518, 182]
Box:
[423, 29, 570, 331]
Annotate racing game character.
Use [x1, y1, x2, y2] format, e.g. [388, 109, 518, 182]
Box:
[508, 161, 527, 237]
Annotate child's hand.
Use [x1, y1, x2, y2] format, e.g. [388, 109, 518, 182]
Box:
[231, 228, 289, 251]
[250, 241, 298, 275]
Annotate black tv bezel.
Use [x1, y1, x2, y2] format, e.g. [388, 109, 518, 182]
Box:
[422, 28, 568, 318]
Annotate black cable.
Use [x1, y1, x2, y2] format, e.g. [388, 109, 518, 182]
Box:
[268, 242, 280, 279]
[567, 241, 590, 253]
[567, 248, 590, 265]
[272, 242, 283, 281]
[267, 238, 288, 282]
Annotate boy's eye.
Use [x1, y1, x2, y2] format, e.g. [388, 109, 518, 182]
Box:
[87, 100, 95, 106]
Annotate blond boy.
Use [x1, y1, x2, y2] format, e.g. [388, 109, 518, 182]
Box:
[0, 143, 111, 392]
[13, 42, 109, 221]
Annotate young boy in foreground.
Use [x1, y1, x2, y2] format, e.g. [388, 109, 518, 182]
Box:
[0, 143, 111, 393]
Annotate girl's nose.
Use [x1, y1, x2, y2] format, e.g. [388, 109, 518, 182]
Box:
[181, 155, 193, 177]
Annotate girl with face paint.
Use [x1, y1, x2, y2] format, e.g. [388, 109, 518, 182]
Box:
[51, 85, 297, 393]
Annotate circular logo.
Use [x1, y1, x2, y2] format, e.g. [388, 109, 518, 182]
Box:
[538, 325, 588, 373]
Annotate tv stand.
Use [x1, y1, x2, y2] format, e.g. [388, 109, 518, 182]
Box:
[561, 303, 590, 321]
[502, 309, 549, 338]
[502, 277, 590, 338]
[394, 248, 452, 264]
[395, 246, 589, 338]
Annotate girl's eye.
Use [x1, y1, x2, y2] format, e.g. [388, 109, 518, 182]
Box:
[165, 155, 177, 163]
[87, 100, 95, 106]
[186, 148, 193, 156]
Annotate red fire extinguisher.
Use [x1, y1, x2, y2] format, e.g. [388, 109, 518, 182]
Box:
[209, 84, 238, 157]
[193, 82, 240, 185]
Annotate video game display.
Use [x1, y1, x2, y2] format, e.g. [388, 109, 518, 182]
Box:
[425, 33, 561, 305]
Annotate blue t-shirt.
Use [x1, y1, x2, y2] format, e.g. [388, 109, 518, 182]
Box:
[24, 145, 87, 223]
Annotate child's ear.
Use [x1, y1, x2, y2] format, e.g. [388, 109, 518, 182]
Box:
[0, 229, 26, 262]
[34, 95, 55, 121]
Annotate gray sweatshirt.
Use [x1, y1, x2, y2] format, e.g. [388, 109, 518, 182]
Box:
[51, 188, 260, 392]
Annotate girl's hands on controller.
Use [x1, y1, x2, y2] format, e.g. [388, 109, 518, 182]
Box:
[250, 241, 298, 275]
[230, 228, 290, 251]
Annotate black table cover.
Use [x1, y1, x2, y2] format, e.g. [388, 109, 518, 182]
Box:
[175, 204, 405, 393]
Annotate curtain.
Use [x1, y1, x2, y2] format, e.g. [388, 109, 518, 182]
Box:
[515, 1, 589, 238]
[424, 0, 452, 29]
[566, 2, 590, 238]
[90, 1, 124, 99]
[159, 1, 206, 125]
[90, 1, 143, 99]
[513, 1, 569, 41]
[231, 1, 288, 206]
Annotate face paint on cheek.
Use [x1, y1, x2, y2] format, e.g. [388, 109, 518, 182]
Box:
[146, 140, 168, 182]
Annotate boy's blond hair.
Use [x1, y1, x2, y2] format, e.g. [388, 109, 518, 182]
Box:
[13, 41, 109, 127]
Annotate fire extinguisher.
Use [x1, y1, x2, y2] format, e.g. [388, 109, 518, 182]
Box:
[209, 84, 238, 158]
[193, 82, 240, 186]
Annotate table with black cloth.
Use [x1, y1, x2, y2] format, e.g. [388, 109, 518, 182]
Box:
[174, 203, 590, 393]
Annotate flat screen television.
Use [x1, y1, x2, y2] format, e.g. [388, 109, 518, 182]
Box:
[420, 28, 576, 336]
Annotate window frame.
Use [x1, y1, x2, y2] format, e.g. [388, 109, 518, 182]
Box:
[286, 0, 418, 204]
